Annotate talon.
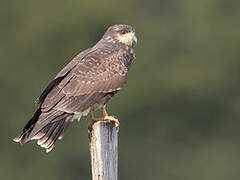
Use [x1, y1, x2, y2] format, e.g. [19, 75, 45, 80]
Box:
[103, 115, 119, 127]
[102, 106, 119, 127]
[88, 106, 120, 128]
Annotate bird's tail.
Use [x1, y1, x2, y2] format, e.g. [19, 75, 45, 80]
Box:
[13, 108, 73, 153]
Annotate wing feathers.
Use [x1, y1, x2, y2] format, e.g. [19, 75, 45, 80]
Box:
[55, 93, 102, 113]
[41, 90, 66, 112]
[14, 46, 132, 152]
[38, 48, 129, 114]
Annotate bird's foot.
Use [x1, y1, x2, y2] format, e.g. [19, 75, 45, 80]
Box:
[88, 108, 120, 131]
[103, 115, 120, 127]
[88, 114, 119, 129]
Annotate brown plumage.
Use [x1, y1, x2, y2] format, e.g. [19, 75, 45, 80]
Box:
[13, 24, 137, 152]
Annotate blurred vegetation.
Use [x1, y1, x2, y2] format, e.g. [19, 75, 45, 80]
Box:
[1, 0, 240, 179]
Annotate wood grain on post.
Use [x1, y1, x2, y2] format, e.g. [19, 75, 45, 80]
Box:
[88, 121, 119, 180]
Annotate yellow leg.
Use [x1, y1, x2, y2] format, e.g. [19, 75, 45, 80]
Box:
[88, 111, 95, 127]
[102, 105, 108, 117]
[102, 105, 119, 127]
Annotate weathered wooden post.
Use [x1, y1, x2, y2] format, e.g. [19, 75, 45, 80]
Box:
[88, 121, 119, 180]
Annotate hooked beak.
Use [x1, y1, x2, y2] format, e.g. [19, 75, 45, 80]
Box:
[133, 35, 138, 44]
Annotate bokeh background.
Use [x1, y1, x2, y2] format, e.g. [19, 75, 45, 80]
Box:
[1, 0, 240, 179]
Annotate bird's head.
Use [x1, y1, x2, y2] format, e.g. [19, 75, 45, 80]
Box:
[103, 24, 137, 46]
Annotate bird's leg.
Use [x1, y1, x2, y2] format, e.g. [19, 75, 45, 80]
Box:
[88, 105, 119, 127]
[88, 111, 95, 127]
[101, 105, 119, 127]
[102, 105, 108, 117]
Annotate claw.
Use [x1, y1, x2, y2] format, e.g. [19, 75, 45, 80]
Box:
[88, 106, 120, 128]
[103, 115, 119, 127]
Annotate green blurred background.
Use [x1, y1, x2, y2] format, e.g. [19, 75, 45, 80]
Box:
[1, 0, 240, 179]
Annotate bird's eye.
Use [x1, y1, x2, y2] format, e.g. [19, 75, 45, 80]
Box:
[120, 30, 126, 35]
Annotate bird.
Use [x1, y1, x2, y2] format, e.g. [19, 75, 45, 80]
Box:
[13, 24, 137, 153]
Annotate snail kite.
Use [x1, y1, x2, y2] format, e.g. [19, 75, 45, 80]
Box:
[13, 24, 137, 152]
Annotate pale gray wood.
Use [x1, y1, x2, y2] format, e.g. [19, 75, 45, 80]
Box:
[89, 121, 119, 180]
